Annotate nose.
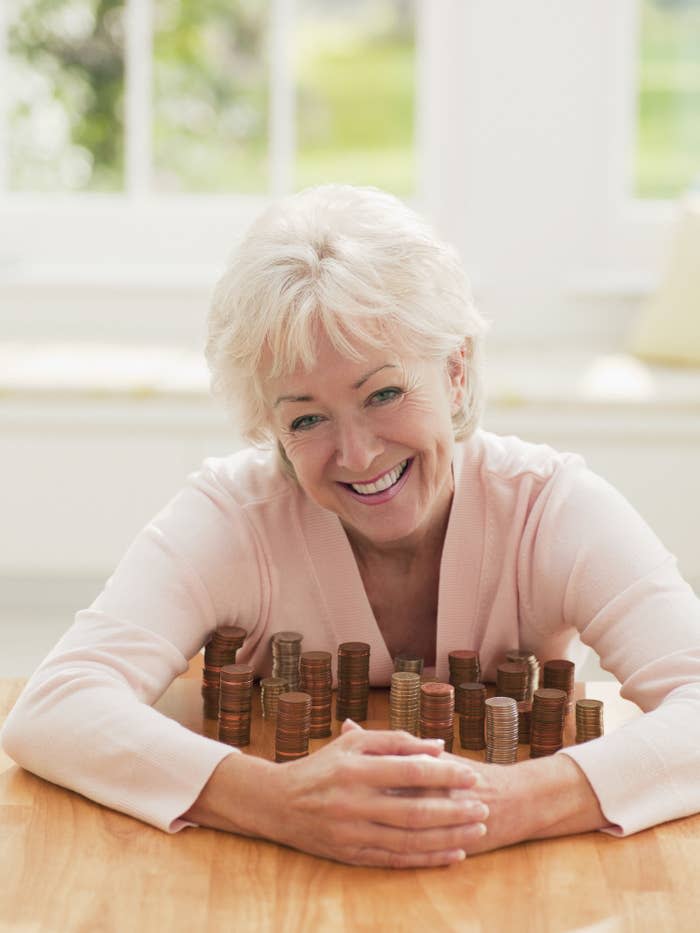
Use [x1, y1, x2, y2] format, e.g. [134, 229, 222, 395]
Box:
[334, 415, 384, 475]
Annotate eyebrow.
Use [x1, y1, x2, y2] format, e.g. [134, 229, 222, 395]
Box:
[273, 363, 398, 408]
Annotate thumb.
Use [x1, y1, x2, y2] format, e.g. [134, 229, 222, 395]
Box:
[341, 718, 364, 734]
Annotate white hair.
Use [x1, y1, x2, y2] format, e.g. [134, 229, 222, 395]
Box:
[206, 184, 490, 449]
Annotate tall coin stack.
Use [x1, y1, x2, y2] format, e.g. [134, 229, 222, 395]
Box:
[260, 676, 288, 720]
[575, 699, 604, 742]
[496, 662, 530, 702]
[299, 651, 333, 738]
[275, 692, 312, 762]
[448, 650, 480, 687]
[485, 696, 519, 764]
[218, 663, 254, 747]
[202, 625, 247, 718]
[505, 650, 540, 700]
[389, 671, 421, 734]
[393, 653, 424, 675]
[517, 700, 532, 744]
[456, 682, 487, 750]
[529, 688, 567, 757]
[543, 659, 575, 712]
[336, 642, 371, 721]
[420, 682, 455, 751]
[271, 631, 303, 693]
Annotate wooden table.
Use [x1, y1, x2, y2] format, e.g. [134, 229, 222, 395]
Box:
[1, 670, 699, 933]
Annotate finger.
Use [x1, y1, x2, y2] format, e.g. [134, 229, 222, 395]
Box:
[347, 753, 477, 790]
[340, 718, 363, 735]
[358, 793, 489, 830]
[340, 727, 446, 758]
[348, 847, 467, 869]
[365, 820, 488, 855]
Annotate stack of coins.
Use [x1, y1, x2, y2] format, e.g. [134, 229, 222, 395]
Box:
[202, 625, 247, 718]
[393, 653, 424, 675]
[260, 676, 288, 720]
[505, 650, 540, 699]
[336, 642, 371, 722]
[299, 651, 333, 738]
[448, 650, 480, 687]
[218, 663, 254, 747]
[530, 688, 567, 757]
[389, 671, 421, 734]
[496, 661, 530, 702]
[420, 682, 455, 751]
[576, 698, 604, 742]
[517, 700, 532, 744]
[271, 631, 303, 692]
[456, 682, 486, 750]
[275, 692, 312, 762]
[485, 697, 519, 764]
[543, 659, 575, 712]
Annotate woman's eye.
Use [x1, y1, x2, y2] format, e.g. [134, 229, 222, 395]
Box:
[290, 414, 323, 432]
[368, 387, 403, 406]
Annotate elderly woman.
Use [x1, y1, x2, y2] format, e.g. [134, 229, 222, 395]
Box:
[3, 185, 700, 868]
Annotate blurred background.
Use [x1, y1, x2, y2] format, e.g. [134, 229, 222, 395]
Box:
[1, 0, 699, 675]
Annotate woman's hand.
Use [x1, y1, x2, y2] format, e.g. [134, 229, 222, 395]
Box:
[184, 720, 488, 868]
[439, 751, 609, 855]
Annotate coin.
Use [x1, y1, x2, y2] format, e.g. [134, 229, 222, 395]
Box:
[393, 653, 424, 675]
[275, 691, 312, 762]
[575, 698, 604, 742]
[336, 642, 370, 722]
[448, 650, 480, 688]
[529, 687, 567, 757]
[389, 671, 421, 735]
[299, 651, 333, 738]
[420, 681, 455, 751]
[505, 650, 540, 700]
[271, 630, 303, 693]
[260, 676, 288, 720]
[542, 659, 575, 713]
[201, 625, 247, 719]
[218, 663, 255, 747]
[496, 661, 530, 702]
[485, 696, 519, 764]
[456, 682, 486, 750]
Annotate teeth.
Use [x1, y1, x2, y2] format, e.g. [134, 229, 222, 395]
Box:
[351, 460, 407, 495]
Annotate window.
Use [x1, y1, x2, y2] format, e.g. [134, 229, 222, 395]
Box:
[635, 0, 700, 199]
[2, 0, 416, 197]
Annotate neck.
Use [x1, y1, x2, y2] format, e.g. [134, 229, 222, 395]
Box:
[343, 483, 454, 574]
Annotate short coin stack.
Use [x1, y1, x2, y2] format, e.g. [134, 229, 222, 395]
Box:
[299, 651, 333, 738]
[393, 653, 424, 675]
[420, 682, 455, 751]
[496, 662, 530, 702]
[260, 676, 288, 720]
[389, 671, 421, 735]
[202, 625, 247, 718]
[505, 650, 540, 700]
[543, 659, 575, 713]
[271, 631, 303, 693]
[485, 697, 519, 764]
[218, 663, 254, 747]
[336, 642, 371, 721]
[576, 698, 604, 742]
[275, 692, 312, 762]
[448, 650, 480, 687]
[529, 688, 567, 757]
[456, 682, 486, 750]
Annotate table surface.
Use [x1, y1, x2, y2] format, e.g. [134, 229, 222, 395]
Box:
[1, 667, 699, 933]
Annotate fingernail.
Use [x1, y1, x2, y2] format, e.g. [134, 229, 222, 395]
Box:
[454, 849, 466, 861]
[476, 823, 487, 837]
[475, 804, 489, 821]
[428, 738, 445, 747]
[344, 718, 356, 725]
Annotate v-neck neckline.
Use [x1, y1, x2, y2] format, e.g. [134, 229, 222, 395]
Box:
[299, 434, 486, 685]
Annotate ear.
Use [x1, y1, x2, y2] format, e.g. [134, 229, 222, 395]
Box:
[446, 345, 467, 414]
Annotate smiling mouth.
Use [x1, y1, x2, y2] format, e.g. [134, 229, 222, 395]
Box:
[343, 459, 410, 496]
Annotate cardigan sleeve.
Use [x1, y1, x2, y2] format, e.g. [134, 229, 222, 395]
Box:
[519, 460, 700, 836]
[1, 460, 268, 832]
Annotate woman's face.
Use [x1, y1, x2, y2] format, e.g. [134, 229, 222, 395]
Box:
[265, 332, 465, 553]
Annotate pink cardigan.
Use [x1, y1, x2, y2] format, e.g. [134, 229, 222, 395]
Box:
[3, 430, 700, 835]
